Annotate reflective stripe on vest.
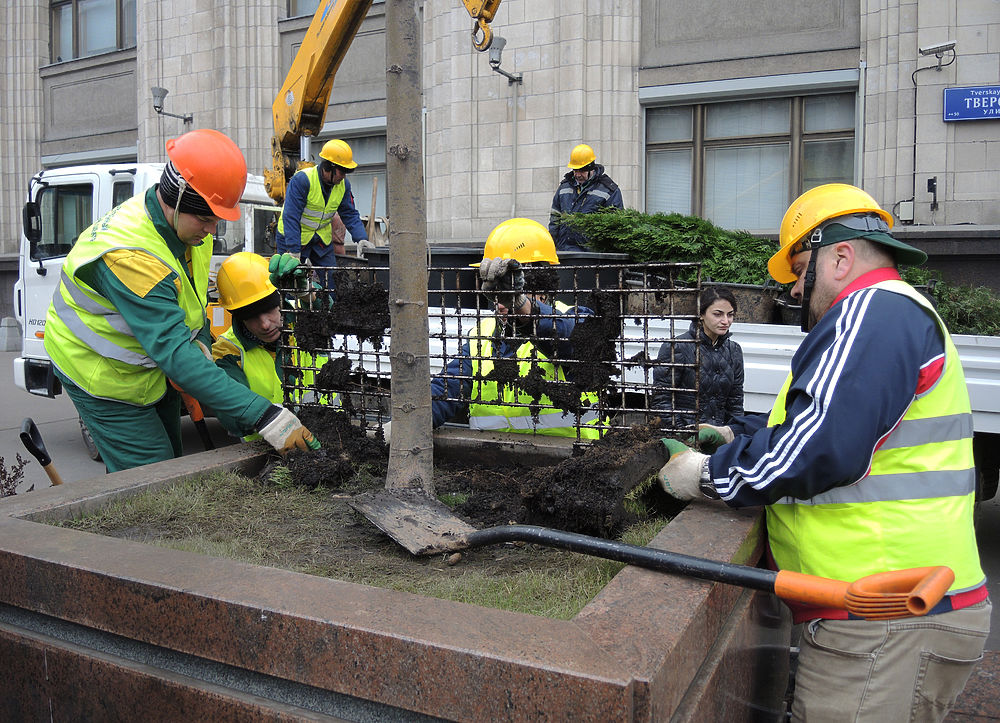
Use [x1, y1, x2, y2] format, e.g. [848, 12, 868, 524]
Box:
[467, 317, 601, 438]
[276, 166, 346, 246]
[764, 279, 983, 591]
[43, 194, 209, 405]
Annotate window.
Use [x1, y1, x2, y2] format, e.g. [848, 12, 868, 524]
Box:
[289, 0, 321, 18]
[50, 0, 136, 63]
[112, 179, 134, 208]
[32, 183, 93, 261]
[645, 93, 855, 231]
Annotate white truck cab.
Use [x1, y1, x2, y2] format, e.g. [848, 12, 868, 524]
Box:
[13, 163, 279, 398]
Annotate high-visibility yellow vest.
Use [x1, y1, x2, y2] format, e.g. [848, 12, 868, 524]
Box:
[276, 166, 345, 247]
[220, 325, 336, 441]
[467, 316, 602, 438]
[44, 194, 210, 406]
[765, 280, 983, 593]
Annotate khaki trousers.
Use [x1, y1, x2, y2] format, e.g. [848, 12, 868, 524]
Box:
[791, 599, 991, 723]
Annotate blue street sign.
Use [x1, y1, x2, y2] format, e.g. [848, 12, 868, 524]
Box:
[943, 86, 1000, 121]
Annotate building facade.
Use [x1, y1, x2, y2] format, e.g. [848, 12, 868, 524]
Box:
[1, 0, 998, 257]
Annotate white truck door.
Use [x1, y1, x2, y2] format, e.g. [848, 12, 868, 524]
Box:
[14, 169, 136, 396]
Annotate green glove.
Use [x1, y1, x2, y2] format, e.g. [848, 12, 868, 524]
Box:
[697, 424, 734, 453]
[660, 438, 691, 459]
[268, 253, 307, 290]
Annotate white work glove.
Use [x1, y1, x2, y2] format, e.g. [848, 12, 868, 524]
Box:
[256, 406, 320, 454]
[697, 423, 734, 453]
[479, 257, 527, 310]
[658, 438, 711, 502]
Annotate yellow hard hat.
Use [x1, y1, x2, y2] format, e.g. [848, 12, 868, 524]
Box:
[768, 184, 895, 284]
[216, 252, 277, 311]
[472, 218, 560, 267]
[567, 144, 596, 170]
[319, 139, 358, 169]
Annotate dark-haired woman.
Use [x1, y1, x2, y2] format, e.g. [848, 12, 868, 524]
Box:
[653, 286, 744, 443]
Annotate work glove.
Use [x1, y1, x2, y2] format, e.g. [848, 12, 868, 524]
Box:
[256, 405, 321, 454]
[657, 438, 710, 502]
[479, 257, 527, 311]
[268, 253, 309, 292]
[697, 423, 734, 453]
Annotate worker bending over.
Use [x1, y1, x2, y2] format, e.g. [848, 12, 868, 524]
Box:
[431, 218, 602, 438]
[658, 184, 989, 722]
[212, 252, 332, 441]
[44, 130, 317, 472]
[274, 138, 368, 289]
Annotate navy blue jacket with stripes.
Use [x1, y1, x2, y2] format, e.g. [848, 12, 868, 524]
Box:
[711, 268, 946, 508]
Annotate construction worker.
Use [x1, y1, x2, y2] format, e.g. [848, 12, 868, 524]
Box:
[211, 252, 336, 441]
[548, 143, 623, 252]
[431, 218, 603, 438]
[44, 129, 318, 472]
[274, 138, 368, 289]
[657, 184, 989, 722]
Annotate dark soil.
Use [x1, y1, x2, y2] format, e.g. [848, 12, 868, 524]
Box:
[272, 407, 388, 488]
[272, 405, 675, 539]
[291, 276, 390, 351]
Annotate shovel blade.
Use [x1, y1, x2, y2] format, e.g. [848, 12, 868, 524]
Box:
[349, 489, 477, 556]
[19, 418, 51, 467]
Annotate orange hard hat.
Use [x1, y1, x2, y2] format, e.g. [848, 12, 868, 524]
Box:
[166, 129, 247, 221]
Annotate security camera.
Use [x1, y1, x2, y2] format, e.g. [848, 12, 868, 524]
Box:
[919, 41, 956, 56]
[488, 36, 507, 68]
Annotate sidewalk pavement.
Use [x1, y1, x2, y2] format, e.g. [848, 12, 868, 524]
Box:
[0, 350, 236, 493]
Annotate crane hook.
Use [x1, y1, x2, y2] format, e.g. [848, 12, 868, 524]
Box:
[472, 18, 493, 52]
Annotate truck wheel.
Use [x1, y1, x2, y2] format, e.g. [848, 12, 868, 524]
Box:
[79, 419, 102, 462]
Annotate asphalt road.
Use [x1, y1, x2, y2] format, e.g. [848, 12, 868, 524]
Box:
[0, 349, 998, 649]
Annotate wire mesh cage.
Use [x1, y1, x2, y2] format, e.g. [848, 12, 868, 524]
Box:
[275, 261, 703, 443]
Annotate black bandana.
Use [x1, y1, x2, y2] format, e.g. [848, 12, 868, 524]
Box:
[158, 161, 214, 217]
[231, 291, 280, 323]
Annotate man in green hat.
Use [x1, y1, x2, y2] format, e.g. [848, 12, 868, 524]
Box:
[658, 184, 988, 722]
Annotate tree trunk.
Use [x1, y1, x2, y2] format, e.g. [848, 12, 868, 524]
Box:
[384, 0, 434, 493]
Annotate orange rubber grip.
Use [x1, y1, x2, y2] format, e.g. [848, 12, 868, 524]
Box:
[773, 570, 849, 609]
[773, 566, 955, 620]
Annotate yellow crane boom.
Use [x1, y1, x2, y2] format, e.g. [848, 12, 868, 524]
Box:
[265, 0, 502, 205]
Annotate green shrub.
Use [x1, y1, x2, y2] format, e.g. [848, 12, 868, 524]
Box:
[556, 209, 776, 285]
[560, 209, 1000, 336]
[901, 268, 1000, 336]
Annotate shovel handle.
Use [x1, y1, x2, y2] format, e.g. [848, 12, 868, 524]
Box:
[40, 464, 64, 487]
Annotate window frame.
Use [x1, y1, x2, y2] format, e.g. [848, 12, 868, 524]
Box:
[645, 93, 855, 228]
[50, 0, 136, 63]
[640, 70, 860, 231]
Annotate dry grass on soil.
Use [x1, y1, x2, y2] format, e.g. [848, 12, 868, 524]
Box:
[54, 469, 668, 620]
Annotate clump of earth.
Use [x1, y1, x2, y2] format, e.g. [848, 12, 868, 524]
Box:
[292, 274, 390, 351]
[268, 406, 676, 539]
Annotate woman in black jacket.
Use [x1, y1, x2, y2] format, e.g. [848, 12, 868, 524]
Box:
[653, 286, 744, 430]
